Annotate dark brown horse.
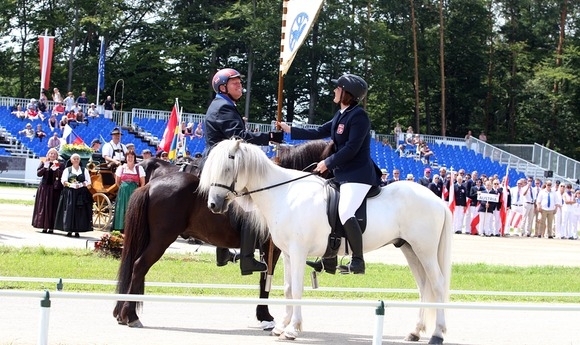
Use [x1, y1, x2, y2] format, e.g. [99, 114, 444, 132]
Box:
[113, 140, 332, 329]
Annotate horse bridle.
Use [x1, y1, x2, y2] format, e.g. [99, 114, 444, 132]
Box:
[210, 156, 319, 198]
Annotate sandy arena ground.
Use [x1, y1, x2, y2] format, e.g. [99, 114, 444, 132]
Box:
[1, 186, 579, 344]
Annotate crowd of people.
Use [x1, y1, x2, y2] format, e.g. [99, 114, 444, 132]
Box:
[380, 166, 579, 240]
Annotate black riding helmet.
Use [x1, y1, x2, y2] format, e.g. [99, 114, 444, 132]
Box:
[331, 74, 368, 102]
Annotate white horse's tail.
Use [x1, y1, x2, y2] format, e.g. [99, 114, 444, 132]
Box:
[438, 206, 453, 303]
[423, 204, 453, 334]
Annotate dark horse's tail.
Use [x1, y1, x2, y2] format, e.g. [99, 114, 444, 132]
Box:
[113, 184, 150, 317]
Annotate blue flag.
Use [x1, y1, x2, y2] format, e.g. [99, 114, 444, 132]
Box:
[98, 38, 105, 90]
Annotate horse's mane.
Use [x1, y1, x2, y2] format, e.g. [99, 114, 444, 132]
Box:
[199, 139, 277, 237]
[276, 140, 334, 172]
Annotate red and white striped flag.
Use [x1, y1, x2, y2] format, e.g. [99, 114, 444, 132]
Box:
[470, 214, 479, 234]
[39, 35, 55, 94]
[507, 209, 523, 229]
[448, 171, 456, 214]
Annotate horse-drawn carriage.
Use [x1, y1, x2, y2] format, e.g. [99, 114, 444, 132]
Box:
[60, 149, 118, 231]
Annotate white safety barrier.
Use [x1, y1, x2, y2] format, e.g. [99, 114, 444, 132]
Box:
[2, 276, 580, 298]
[1, 287, 580, 345]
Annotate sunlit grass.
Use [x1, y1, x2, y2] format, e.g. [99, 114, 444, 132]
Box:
[1, 246, 579, 303]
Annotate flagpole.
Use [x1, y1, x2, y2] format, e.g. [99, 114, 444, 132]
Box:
[96, 36, 104, 113]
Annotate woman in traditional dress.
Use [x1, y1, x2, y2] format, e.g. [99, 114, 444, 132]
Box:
[112, 150, 145, 232]
[54, 153, 93, 237]
[32, 148, 64, 234]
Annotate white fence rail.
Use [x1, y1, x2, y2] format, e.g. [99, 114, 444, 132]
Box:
[1, 288, 579, 345]
[2, 276, 580, 298]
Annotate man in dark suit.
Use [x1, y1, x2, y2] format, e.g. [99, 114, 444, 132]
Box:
[387, 169, 401, 184]
[418, 168, 432, 187]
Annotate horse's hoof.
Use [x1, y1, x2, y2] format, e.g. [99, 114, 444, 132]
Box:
[271, 327, 283, 337]
[278, 331, 297, 340]
[260, 320, 275, 331]
[428, 335, 444, 345]
[127, 319, 143, 328]
[404, 333, 420, 342]
[116, 316, 127, 325]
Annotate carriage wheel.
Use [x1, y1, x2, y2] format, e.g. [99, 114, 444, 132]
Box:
[93, 193, 112, 231]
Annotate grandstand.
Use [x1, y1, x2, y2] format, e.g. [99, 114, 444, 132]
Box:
[1, 96, 576, 187]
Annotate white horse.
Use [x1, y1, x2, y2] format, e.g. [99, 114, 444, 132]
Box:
[199, 139, 452, 344]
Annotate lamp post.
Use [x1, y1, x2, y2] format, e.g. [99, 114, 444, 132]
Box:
[114, 79, 125, 113]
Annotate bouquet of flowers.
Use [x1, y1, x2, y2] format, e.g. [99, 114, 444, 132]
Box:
[94, 231, 124, 258]
[60, 144, 93, 156]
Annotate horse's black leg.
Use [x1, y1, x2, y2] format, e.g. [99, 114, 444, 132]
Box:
[256, 244, 281, 329]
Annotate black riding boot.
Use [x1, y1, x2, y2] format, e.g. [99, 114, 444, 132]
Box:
[216, 247, 238, 267]
[239, 225, 267, 275]
[306, 257, 337, 275]
[338, 217, 365, 274]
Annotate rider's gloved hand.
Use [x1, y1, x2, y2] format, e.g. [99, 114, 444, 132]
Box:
[269, 131, 284, 143]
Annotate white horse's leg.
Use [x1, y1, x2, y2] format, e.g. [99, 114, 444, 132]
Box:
[272, 253, 293, 337]
[409, 243, 448, 345]
[400, 243, 427, 342]
[278, 247, 306, 340]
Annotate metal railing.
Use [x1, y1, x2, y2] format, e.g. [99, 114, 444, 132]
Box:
[2, 95, 578, 187]
[532, 143, 580, 183]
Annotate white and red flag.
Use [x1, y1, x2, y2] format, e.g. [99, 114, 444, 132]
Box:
[448, 171, 456, 214]
[39, 34, 55, 94]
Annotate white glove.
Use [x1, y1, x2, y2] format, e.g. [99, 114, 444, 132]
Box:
[44, 161, 50, 168]
[50, 164, 59, 171]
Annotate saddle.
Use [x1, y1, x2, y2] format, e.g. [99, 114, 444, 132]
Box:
[321, 180, 380, 259]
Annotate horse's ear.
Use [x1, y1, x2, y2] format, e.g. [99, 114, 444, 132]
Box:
[230, 139, 241, 156]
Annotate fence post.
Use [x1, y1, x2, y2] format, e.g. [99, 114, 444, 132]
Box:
[37, 290, 51, 345]
[372, 300, 385, 345]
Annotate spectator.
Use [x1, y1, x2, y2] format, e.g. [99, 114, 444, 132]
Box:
[180, 121, 188, 135]
[535, 180, 561, 238]
[387, 169, 401, 184]
[428, 174, 443, 198]
[32, 148, 64, 234]
[47, 132, 61, 149]
[87, 103, 99, 118]
[465, 130, 473, 149]
[479, 131, 487, 142]
[194, 122, 204, 138]
[405, 126, 414, 144]
[419, 168, 432, 187]
[19, 123, 35, 139]
[141, 149, 152, 160]
[37, 94, 48, 113]
[48, 114, 58, 132]
[379, 169, 389, 187]
[11, 104, 26, 120]
[54, 153, 93, 238]
[52, 101, 65, 117]
[52, 88, 63, 103]
[406, 173, 415, 182]
[102, 95, 114, 120]
[112, 150, 145, 233]
[66, 110, 78, 128]
[35, 124, 47, 141]
[420, 141, 434, 164]
[76, 91, 88, 105]
[90, 139, 102, 152]
[59, 116, 68, 131]
[76, 109, 87, 125]
[160, 151, 169, 161]
[453, 175, 468, 234]
[63, 92, 75, 112]
[393, 122, 404, 145]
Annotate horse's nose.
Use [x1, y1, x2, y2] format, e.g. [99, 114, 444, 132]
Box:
[209, 202, 216, 210]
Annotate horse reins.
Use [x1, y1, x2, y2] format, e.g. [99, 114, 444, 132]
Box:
[211, 162, 320, 198]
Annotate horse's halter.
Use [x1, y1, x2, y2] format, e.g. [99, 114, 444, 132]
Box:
[210, 155, 318, 198]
